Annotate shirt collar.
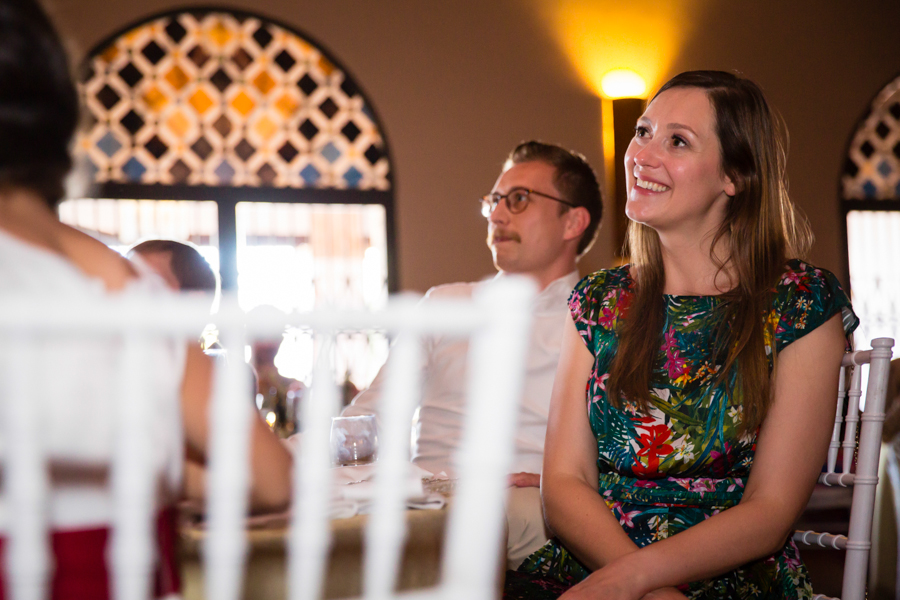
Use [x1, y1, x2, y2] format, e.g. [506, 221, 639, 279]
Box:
[491, 270, 579, 307]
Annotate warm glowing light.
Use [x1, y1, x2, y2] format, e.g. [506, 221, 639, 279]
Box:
[601, 69, 647, 99]
[265, 411, 277, 427]
[530, 0, 711, 98]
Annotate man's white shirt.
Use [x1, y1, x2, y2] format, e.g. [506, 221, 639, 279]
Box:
[341, 271, 580, 476]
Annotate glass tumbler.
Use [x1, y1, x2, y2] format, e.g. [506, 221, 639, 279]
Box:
[330, 414, 378, 466]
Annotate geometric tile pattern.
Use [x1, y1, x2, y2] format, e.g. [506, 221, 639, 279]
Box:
[842, 74, 900, 200]
[75, 10, 391, 190]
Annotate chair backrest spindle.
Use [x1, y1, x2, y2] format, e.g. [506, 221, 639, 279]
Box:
[204, 312, 253, 600]
[110, 336, 156, 600]
[828, 367, 847, 474]
[290, 334, 341, 600]
[363, 318, 424, 599]
[793, 337, 895, 600]
[2, 336, 49, 600]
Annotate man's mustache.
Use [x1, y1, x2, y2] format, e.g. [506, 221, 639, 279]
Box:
[488, 229, 521, 244]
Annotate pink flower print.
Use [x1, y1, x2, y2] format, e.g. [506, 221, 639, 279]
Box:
[783, 551, 802, 570]
[681, 312, 702, 327]
[597, 373, 609, 391]
[599, 306, 617, 329]
[708, 448, 730, 476]
[726, 479, 745, 493]
[633, 479, 660, 489]
[665, 352, 689, 380]
[618, 507, 641, 528]
[781, 270, 802, 286]
[661, 328, 690, 380]
[689, 478, 718, 494]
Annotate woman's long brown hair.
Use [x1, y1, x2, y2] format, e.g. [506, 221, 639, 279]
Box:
[607, 71, 813, 434]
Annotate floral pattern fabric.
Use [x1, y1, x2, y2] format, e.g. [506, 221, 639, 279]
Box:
[517, 260, 858, 600]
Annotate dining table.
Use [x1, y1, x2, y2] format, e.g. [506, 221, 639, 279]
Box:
[178, 479, 452, 600]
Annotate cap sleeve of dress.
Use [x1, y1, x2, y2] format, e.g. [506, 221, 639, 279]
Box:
[772, 259, 859, 354]
[568, 271, 604, 352]
[568, 267, 633, 356]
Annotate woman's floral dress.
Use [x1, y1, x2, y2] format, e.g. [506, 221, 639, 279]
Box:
[513, 260, 858, 600]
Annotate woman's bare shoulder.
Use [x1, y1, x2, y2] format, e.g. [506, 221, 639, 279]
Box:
[57, 222, 137, 291]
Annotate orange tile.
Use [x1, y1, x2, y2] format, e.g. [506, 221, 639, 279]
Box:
[253, 114, 278, 141]
[164, 65, 189, 90]
[166, 110, 192, 139]
[318, 55, 335, 77]
[143, 86, 169, 112]
[209, 20, 232, 47]
[230, 91, 255, 116]
[190, 89, 214, 114]
[274, 93, 298, 118]
[100, 45, 119, 63]
[253, 71, 276, 95]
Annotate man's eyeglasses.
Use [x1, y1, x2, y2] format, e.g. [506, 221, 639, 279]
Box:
[479, 187, 576, 218]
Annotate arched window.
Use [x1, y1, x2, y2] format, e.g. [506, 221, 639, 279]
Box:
[64, 8, 395, 309]
[842, 73, 900, 350]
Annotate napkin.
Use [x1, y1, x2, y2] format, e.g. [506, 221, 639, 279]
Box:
[330, 462, 445, 518]
[243, 462, 446, 527]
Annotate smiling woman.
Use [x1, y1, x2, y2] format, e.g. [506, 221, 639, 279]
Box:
[624, 86, 736, 241]
[505, 71, 857, 600]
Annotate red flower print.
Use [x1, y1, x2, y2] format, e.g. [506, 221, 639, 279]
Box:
[633, 423, 674, 475]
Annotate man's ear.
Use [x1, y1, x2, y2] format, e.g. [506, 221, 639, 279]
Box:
[563, 206, 590, 242]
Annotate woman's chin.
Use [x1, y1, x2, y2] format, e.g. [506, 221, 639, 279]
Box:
[624, 206, 654, 228]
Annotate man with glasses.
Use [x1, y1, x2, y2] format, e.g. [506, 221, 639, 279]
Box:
[343, 140, 603, 568]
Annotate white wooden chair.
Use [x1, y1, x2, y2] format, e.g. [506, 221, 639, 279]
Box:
[0, 276, 535, 600]
[793, 337, 895, 600]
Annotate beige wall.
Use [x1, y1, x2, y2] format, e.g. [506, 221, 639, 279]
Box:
[47, 0, 900, 292]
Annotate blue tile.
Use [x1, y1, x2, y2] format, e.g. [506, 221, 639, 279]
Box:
[122, 157, 146, 181]
[320, 142, 341, 163]
[96, 131, 122, 157]
[343, 166, 362, 188]
[862, 180, 877, 198]
[215, 159, 235, 183]
[300, 164, 320, 185]
[878, 159, 893, 178]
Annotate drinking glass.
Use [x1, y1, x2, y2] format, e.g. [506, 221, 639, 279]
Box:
[330, 415, 378, 466]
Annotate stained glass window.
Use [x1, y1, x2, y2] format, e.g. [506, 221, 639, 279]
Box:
[76, 10, 390, 190]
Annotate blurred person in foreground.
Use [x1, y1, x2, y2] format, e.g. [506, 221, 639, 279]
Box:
[343, 140, 603, 569]
[0, 1, 291, 596]
[506, 71, 857, 600]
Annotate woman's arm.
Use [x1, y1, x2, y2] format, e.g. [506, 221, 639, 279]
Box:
[181, 343, 293, 513]
[563, 313, 846, 599]
[542, 313, 643, 566]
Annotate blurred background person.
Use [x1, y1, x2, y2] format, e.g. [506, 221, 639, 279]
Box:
[129, 238, 219, 297]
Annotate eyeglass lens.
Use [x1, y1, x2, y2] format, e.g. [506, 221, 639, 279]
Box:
[481, 190, 530, 217]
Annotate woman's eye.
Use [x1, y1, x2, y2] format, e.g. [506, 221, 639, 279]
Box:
[634, 125, 649, 138]
[672, 135, 687, 147]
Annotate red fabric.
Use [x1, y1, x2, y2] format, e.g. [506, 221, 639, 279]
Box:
[0, 507, 180, 600]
